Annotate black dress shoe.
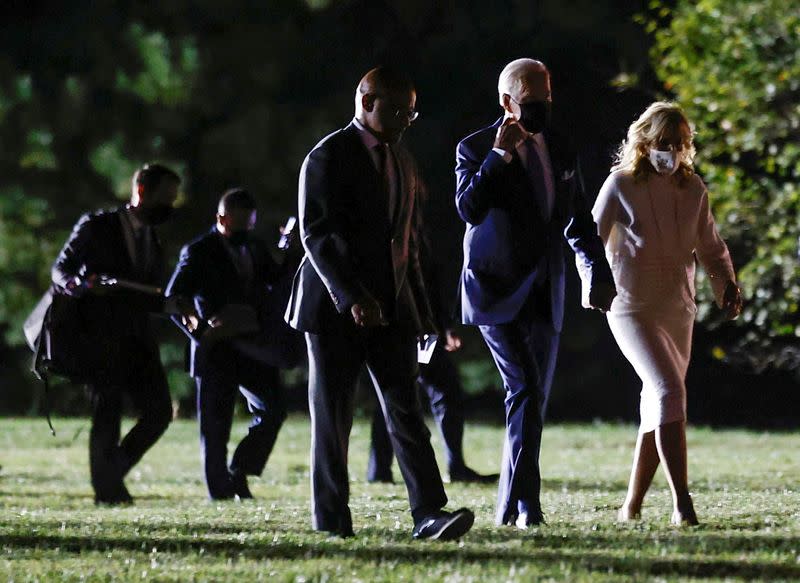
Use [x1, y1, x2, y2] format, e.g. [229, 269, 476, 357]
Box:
[366, 472, 394, 484]
[323, 527, 356, 539]
[449, 465, 500, 484]
[412, 508, 474, 541]
[231, 472, 253, 500]
[316, 518, 355, 539]
[207, 482, 236, 501]
[95, 483, 133, 506]
[504, 510, 545, 529]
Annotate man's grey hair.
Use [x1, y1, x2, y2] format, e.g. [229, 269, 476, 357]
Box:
[497, 58, 549, 105]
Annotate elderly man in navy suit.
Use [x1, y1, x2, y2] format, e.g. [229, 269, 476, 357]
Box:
[455, 59, 616, 528]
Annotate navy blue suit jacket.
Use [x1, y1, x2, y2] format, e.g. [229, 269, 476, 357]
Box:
[455, 119, 612, 331]
[165, 228, 288, 376]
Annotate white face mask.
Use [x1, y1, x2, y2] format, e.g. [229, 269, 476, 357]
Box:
[649, 149, 681, 175]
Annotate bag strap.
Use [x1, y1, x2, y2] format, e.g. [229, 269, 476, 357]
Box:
[42, 374, 56, 437]
[30, 299, 56, 436]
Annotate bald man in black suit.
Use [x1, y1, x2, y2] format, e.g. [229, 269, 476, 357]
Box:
[285, 67, 474, 540]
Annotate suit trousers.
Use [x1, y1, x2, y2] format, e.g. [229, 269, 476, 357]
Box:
[368, 346, 466, 480]
[479, 300, 560, 525]
[306, 324, 448, 533]
[89, 336, 172, 500]
[195, 341, 286, 499]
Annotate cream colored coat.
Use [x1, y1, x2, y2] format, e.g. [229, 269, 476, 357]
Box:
[581, 170, 734, 314]
[583, 169, 735, 431]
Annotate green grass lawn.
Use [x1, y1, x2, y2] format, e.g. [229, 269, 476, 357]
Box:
[0, 416, 798, 582]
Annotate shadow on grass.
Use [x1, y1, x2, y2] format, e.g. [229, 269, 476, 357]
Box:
[0, 490, 96, 502]
[0, 490, 187, 502]
[13, 516, 800, 555]
[2, 529, 798, 580]
[541, 478, 628, 492]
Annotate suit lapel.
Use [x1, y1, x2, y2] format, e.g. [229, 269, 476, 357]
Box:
[111, 209, 136, 277]
[150, 231, 164, 282]
[543, 131, 571, 221]
[209, 230, 242, 290]
[390, 145, 408, 236]
[343, 125, 392, 228]
[388, 145, 410, 297]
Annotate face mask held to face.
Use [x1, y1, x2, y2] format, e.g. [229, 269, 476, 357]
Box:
[137, 204, 175, 226]
[518, 101, 551, 134]
[649, 149, 682, 175]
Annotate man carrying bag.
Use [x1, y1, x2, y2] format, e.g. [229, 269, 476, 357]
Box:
[44, 163, 182, 505]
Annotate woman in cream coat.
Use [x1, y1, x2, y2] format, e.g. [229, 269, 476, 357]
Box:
[588, 102, 742, 525]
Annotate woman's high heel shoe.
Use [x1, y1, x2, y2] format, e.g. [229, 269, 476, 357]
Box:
[617, 506, 641, 522]
[671, 496, 699, 526]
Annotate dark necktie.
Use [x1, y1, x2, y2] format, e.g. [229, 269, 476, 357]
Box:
[235, 244, 254, 292]
[523, 138, 551, 219]
[375, 143, 399, 222]
[134, 226, 152, 278]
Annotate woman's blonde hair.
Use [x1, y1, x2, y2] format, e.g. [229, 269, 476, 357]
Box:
[612, 101, 696, 182]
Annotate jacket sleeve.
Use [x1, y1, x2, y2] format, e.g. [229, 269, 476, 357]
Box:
[564, 160, 614, 290]
[408, 174, 436, 333]
[591, 173, 621, 245]
[455, 138, 509, 225]
[164, 244, 196, 299]
[695, 187, 735, 306]
[51, 212, 94, 290]
[264, 254, 287, 285]
[422, 252, 451, 333]
[299, 143, 364, 313]
[162, 243, 207, 337]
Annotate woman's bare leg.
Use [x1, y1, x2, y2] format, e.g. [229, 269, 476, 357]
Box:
[619, 429, 659, 520]
[655, 420, 698, 525]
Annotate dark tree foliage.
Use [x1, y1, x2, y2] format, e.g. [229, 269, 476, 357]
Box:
[0, 0, 653, 414]
[648, 0, 800, 372]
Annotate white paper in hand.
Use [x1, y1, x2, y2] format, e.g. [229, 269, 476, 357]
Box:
[417, 334, 438, 365]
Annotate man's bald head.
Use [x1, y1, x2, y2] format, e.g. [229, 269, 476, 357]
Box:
[354, 66, 417, 144]
[497, 58, 550, 106]
[216, 187, 257, 241]
[495, 58, 553, 133]
[355, 67, 415, 109]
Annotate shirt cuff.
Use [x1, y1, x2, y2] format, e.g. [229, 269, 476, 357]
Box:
[491, 148, 513, 163]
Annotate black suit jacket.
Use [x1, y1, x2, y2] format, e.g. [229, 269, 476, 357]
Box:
[285, 122, 434, 335]
[50, 206, 166, 381]
[166, 228, 283, 321]
[165, 228, 292, 376]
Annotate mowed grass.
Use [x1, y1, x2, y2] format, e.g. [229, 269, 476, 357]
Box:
[0, 416, 798, 582]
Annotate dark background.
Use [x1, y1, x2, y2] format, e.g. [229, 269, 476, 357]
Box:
[0, 0, 795, 427]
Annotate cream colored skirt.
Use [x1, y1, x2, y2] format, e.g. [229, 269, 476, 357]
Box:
[607, 310, 694, 433]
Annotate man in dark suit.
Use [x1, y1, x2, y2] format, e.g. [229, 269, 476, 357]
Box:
[165, 188, 291, 500]
[455, 59, 616, 528]
[367, 231, 498, 485]
[52, 163, 180, 505]
[285, 67, 474, 540]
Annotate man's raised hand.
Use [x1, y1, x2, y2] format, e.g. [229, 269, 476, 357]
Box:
[493, 117, 527, 153]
